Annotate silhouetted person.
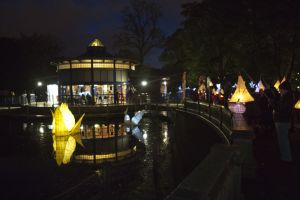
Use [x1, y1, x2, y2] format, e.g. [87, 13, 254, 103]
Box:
[273, 81, 293, 162]
[26, 92, 31, 105]
[258, 88, 275, 135]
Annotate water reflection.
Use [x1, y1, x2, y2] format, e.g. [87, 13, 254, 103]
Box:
[74, 123, 139, 164]
[51, 103, 85, 165]
[1, 112, 221, 200]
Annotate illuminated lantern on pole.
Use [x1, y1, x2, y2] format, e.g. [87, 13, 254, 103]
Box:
[229, 75, 254, 113]
[294, 100, 300, 109]
[52, 103, 85, 165]
[229, 75, 255, 130]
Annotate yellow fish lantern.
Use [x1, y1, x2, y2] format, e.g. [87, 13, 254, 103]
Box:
[295, 100, 300, 109]
[274, 80, 280, 91]
[52, 103, 85, 166]
[229, 75, 254, 103]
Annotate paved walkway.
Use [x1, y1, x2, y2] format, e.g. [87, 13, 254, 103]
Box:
[242, 126, 300, 200]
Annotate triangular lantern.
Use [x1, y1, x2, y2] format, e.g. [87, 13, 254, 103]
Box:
[229, 75, 254, 103]
[274, 80, 280, 90]
[255, 80, 265, 92]
[295, 100, 300, 109]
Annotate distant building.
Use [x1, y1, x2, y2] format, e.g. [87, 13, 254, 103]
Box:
[52, 38, 136, 105]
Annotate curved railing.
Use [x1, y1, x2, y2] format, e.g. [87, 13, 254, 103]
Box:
[182, 100, 233, 141]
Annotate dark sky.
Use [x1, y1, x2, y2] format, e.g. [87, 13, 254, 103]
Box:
[0, 0, 196, 68]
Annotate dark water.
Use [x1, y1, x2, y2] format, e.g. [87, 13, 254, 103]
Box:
[0, 111, 222, 200]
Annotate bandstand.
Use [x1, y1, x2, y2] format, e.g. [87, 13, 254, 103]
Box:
[53, 38, 136, 105]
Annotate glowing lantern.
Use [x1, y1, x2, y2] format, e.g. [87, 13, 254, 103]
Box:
[229, 75, 254, 103]
[255, 80, 265, 92]
[274, 80, 281, 90]
[209, 81, 213, 87]
[281, 76, 286, 83]
[52, 103, 85, 165]
[229, 75, 254, 114]
[295, 100, 300, 109]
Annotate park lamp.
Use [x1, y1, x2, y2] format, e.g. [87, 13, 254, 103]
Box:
[51, 103, 85, 166]
[229, 75, 254, 114]
[141, 80, 148, 87]
[294, 100, 300, 109]
[37, 81, 43, 87]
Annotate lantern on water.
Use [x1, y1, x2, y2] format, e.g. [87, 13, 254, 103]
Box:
[295, 100, 300, 109]
[52, 103, 85, 165]
[229, 75, 254, 114]
[255, 80, 265, 93]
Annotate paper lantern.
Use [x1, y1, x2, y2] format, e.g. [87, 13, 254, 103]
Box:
[229, 75, 254, 103]
[295, 100, 300, 109]
[255, 80, 265, 92]
[228, 103, 246, 114]
[274, 80, 280, 90]
[52, 103, 85, 165]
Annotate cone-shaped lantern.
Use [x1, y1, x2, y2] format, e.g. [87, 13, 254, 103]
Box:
[274, 80, 281, 90]
[295, 100, 300, 109]
[255, 80, 265, 92]
[258, 80, 265, 91]
[281, 76, 286, 84]
[229, 75, 254, 103]
[51, 103, 85, 166]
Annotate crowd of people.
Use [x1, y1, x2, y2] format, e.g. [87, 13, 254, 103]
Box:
[190, 79, 297, 163]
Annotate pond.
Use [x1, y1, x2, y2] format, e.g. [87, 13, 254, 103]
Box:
[0, 111, 222, 200]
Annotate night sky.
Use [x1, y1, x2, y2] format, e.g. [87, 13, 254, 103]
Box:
[0, 0, 196, 67]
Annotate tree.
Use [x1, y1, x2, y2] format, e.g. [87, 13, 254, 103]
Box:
[161, 0, 300, 86]
[114, 0, 164, 67]
[0, 34, 62, 93]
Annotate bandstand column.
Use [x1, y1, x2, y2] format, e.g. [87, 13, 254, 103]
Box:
[113, 59, 117, 104]
[91, 59, 95, 104]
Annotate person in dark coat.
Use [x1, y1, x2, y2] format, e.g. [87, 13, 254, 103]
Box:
[273, 81, 293, 162]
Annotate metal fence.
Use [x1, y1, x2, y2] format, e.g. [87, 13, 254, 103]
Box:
[183, 100, 233, 140]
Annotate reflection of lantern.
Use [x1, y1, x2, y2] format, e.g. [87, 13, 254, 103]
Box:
[295, 100, 300, 109]
[229, 75, 254, 103]
[52, 103, 85, 165]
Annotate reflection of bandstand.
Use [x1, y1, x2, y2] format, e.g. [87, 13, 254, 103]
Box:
[52, 38, 136, 105]
[80, 124, 126, 139]
[74, 123, 139, 164]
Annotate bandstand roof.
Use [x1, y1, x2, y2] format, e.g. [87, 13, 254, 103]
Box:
[77, 38, 113, 59]
[52, 38, 135, 63]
